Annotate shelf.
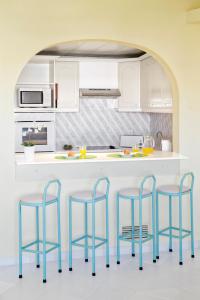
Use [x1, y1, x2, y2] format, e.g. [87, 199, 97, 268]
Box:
[16, 82, 55, 85]
[14, 108, 79, 113]
[141, 107, 173, 113]
[14, 108, 56, 113]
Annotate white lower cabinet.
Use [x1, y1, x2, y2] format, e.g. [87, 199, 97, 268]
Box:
[118, 61, 140, 112]
[55, 61, 79, 112]
[140, 57, 172, 112]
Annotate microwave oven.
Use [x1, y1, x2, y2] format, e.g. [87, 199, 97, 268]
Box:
[18, 87, 52, 108]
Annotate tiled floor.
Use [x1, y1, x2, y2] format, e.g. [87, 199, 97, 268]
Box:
[0, 251, 199, 300]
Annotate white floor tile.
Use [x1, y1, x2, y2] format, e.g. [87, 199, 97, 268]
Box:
[0, 251, 199, 300]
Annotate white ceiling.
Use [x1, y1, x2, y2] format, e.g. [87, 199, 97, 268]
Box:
[38, 41, 145, 58]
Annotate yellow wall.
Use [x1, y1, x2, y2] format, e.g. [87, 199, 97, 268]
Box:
[0, 0, 200, 259]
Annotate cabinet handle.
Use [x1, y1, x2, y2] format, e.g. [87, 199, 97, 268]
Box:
[55, 83, 58, 108]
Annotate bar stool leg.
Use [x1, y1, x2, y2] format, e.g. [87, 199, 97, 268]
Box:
[116, 193, 120, 264]
[156, 192, 160, 259]
[139, 197, 143, 270]
[18, 203, 23, 278]
[131, 199, 135, 257]
[179, 194, 183, 265]
[169, 195, 173, 252]
[190, 190, 195, 258]
[106, 196, 110, 268]
[84, 203, 88, 262]
[152, 193, 156, 263]
[69, 198, 73, 271]
[42, 205, 47, 283]
[57, 199, 62, 273]
[36, 207, 40, 268]
[92, 201, 96, 276]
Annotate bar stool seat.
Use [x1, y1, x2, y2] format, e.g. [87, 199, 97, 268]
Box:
[157, 185, 190, 195]
[70, 190, 105, 203]
[20, 194, 57, 205]
[118, 187, 151, 198]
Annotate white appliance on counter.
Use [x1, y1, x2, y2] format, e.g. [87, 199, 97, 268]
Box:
[15, 113, 55, 152]
[18, 87, 52, 108]
[120, 135, 144, 148]
[161, 139, 172, 152]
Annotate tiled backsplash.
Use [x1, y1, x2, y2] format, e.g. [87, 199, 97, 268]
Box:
[56, 98, 172, 150]
[150, 113, 172, 150]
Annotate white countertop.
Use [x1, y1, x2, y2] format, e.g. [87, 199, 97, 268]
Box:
[15, 151, 187, 166]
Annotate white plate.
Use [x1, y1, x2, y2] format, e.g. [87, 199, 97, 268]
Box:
[122, 153, 133, 158]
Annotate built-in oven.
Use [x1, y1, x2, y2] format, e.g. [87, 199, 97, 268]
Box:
[15, 113, 55, 152]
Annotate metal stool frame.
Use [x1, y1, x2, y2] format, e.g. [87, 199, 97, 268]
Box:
[156, 172, 194, 265]
[116, 175, 156, 270]
[68, 177, 110, 276]
[18, 179, 62, 283]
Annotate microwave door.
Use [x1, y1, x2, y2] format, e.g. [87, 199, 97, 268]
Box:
[20, 91, 43, 106]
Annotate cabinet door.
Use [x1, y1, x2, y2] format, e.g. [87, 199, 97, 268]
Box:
[140, 58, 151, 110]
[55, 61, 79, 112]
[140, 57, 172, 112]
[79, 61, 118, 88]
[118, 61, 140, 112]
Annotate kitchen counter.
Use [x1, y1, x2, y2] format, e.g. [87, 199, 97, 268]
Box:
[15, 151, 187, 166]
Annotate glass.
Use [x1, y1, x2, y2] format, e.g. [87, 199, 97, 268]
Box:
[79, 145, 87, 159]
[132, 144, 139, 153]
[21, 91, 43, 104]
[22, 127, 47, 145]
[142, 136, 155, 155]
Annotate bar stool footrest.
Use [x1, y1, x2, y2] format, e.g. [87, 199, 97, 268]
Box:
[72, 235, 107, 249]
[159, 227, 191, 239]
[21, 240, 60, 254]
[118, 233, 154, 243]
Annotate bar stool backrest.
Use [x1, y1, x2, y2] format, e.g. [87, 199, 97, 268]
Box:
[92, 177, 110, 201]
[139, 175, 156, 198]
[180, 172, 194, 193]
[42, 179, 61, 204]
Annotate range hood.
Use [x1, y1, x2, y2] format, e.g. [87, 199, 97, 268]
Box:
[79, 88, 121, 98]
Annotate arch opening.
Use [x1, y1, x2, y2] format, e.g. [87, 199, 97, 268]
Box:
[14, 39, 178, 153]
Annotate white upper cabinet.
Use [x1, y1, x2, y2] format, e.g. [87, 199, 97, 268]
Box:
[118, 61, 140, 112]
[55, 61, 79, 112]
[79, 61, 118, 88]
[15, 55, 172, 113]
[140, 57, 172, 112]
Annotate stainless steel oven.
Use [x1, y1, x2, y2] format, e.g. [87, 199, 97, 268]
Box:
[15, 113, 55, 152]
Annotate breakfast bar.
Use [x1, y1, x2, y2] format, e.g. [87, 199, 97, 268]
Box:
[15, 151, 186, 181]
[15, 151, 187, 253]
[15, 151, 186, 166]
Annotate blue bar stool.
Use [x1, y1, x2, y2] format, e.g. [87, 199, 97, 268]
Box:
[18, 179, 62, 283]
[156, 172, 194, 265]
[116, 175, 156, 270]
[68, 177, 110, 276]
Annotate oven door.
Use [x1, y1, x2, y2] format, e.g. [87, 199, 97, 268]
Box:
[15, 121, 55, 152]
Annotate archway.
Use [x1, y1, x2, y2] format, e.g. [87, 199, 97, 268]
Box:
[15, 39, 179, 152]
